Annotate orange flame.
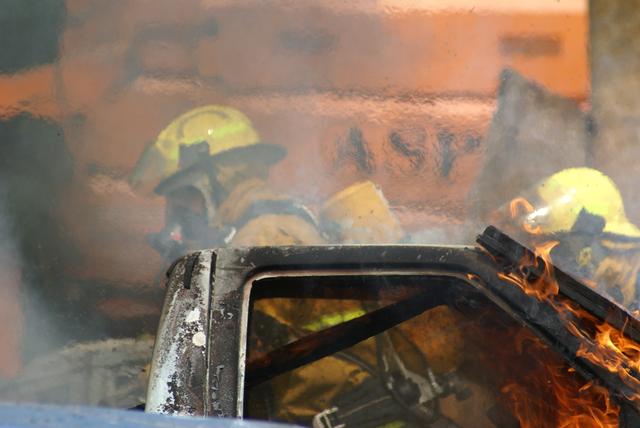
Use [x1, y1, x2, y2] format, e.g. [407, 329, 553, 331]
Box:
[498, 240, 559, 300]
[493, 197, 640, 426]
[522, 241, 640, 406]
[475, 324, 620, 428]
[503, 364, 619, 428]
[509, 197, 543, 235]
[572, 318, 640, 403]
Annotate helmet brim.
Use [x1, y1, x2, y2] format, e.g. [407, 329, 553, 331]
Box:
[154, 143, 286, 196]
[209, 143, 286, 166]
[605, 220, 640, 238]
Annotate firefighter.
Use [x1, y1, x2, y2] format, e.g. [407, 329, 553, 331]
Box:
[131, 105, 360, 422]
[130, 105, 325, 256]
[499, 167, 640, 308]
[320, 180, 406, 244]
[306, 181, 468, 428]
[133, 108, 467, 426]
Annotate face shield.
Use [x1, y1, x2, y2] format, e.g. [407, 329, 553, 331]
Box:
[490, 191, 599, 242]
[148, 168, 234, 261]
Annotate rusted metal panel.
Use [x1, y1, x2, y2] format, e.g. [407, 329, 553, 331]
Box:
[146, 251, 213, 415]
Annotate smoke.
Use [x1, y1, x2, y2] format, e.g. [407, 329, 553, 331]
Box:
[589, 0, 640, 225]
[0, 113, 75, 370]
[0, 189, 23, 379]
[0, 0, 596, 409]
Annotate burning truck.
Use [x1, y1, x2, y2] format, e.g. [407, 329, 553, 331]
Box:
[4, 76, 640, 428]
[135, 106, 640, 427]
[2, 2, 640, 428]
[134, 95, 640, 427]
[144, 226, 640, 428]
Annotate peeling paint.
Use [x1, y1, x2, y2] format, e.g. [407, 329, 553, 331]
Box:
[186, 308, 201, 324]
[146, 251, 213, 416]
[192, 332, 206, 347]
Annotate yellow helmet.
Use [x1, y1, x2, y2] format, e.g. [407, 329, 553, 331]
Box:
[129, 105, 284, 194]
[530, 167, 640, 237]
[320, 180, 405, 244]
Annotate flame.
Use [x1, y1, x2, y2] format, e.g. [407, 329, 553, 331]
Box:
[507, 330, 620, 428]
[522, 242, 640, 405]
[502, 361, 619, 428]
[509, 197, 543, 235]
[573, 318, 640, 403]
[492, 197, 640, 426]
[469, 321, 620, 428]
[498, 239, 559, 300]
